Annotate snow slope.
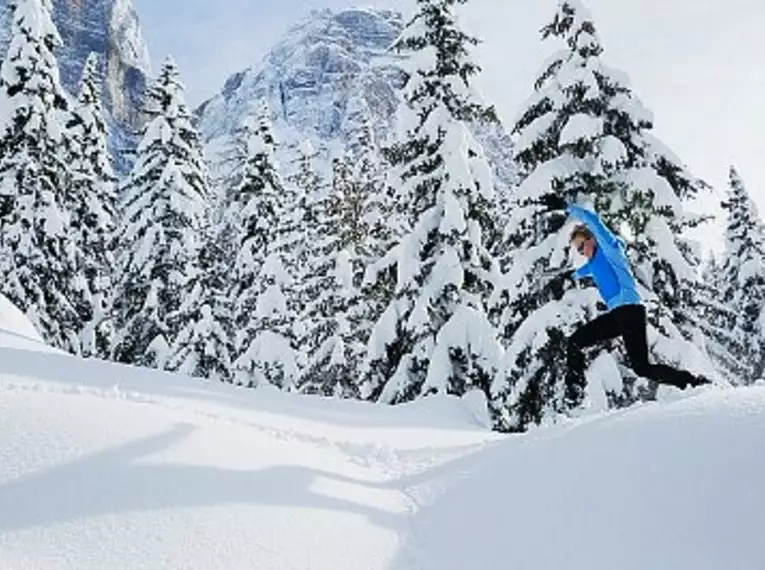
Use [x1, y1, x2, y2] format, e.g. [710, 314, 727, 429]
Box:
[0, 307, 763, 569]
[0, 313, 498, 570]
[0, 295, 48, 352]
[397, 389, 765, 570]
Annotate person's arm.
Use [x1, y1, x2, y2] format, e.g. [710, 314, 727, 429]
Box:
[573, 261, 593, 280]
[569, 204, 637, 292]
[566, 204, 619, 248]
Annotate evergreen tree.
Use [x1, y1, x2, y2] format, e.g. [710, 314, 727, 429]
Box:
[171, 113, 262, 384]
[285, 140, 325, 299]
[63, 52, 117, 358]
[719, 166, 765, 383]
[216, 116, 260, 261]
[702, 253, 723, 292]
[697, 251, 746, 383]
[359, 0, 504, 406]
[297, 154, 366, 398]
[0, 0, 81, 351]
[283, 139, 328, 372]
[492, 0, 713, 431]
[298, 97, 401, 398]
[167, 226, 234, 382]
[347, 99, 402, 268]
[112, 57, 210, 369]
[349, 110, 402, 369]
[229, 106, 298, 388]
[469, 121, 518, 272]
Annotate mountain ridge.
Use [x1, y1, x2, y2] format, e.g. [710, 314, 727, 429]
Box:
[195, 6, 517, 194]
[0, 0, 151, 170]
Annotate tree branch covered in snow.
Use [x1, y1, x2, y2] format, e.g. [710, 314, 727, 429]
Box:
[361, 0, 504, 406]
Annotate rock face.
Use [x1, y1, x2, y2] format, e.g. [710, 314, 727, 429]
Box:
[197, 8, 404, 149]
[196, 7, 516, 191]
[0, 4, 516, 185]
[0, 0, 151, 170]
[53, 0, 150, 129]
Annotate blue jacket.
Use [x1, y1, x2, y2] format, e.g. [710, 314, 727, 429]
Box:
[567, 204, 641, 310]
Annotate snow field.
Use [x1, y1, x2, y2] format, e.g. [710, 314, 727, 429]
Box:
[0, 325, 498, 570]
[399, 386, 765, 570]
[1, 315, 764, 570]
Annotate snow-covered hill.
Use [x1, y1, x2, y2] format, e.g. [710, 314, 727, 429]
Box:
[0, 295, 48, 352]
[399, 388, 765, 570]
[0, 308, 763, 569]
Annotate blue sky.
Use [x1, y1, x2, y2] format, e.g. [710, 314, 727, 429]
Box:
[132, 0, 764, 220]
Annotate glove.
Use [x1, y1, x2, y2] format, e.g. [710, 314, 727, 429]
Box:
[537, 193, 567, 211]
[543, 268, 576, 298]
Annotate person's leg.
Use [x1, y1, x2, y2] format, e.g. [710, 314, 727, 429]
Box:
[566, 309, 622, 401]
[619, 305, 708, 389]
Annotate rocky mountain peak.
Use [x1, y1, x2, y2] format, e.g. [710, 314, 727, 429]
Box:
[0, 0, 150, 169]
[197, 6, 516, 193]
[196, 7, 405, 147]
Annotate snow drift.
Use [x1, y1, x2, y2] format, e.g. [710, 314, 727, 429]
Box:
[0, 309, 763, 570]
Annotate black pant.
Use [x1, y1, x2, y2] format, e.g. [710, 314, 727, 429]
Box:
[566, 304, 702, 390]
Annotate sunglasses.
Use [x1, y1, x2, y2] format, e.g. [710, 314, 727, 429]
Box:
[574, 239, 588, 254]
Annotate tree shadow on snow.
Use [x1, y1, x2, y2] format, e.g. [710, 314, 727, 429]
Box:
[0, 423, 403, 533]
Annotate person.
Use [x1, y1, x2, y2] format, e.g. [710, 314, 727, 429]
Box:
[539, 193, 710, 390]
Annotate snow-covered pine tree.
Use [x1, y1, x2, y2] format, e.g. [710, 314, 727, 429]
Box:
[697, 250, 746, 383]
[226, 112, 275, 383]
[112, 57, 210, 369]
[702, 254, 723, 292]
[492, 0, 714, 431]
[468, 121, 518, 273]
[0, 0, 83, 351]
[719, 166, 765, 383]
[215, 116, 260, 262]
[298, 95, 402, 398]
[283, 139, 328, 368]
[349, 107, 404, 383]
[229, 106, 298, 389]
[171, 115, 260, 384]
[297, 154, 366, 398]
[346, 97, 402, 269]
[359, 0, 504, 406]
[296, 155, 352, 397]
[285, 139, 325, 298]
[63, 52, 117, 358]
[166, 224, 234, 382]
